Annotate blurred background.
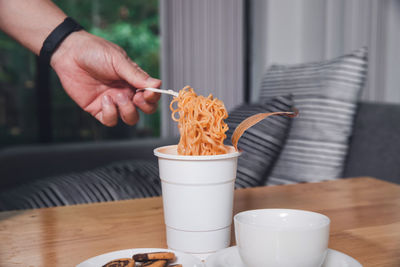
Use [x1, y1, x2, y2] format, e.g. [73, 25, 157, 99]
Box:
[0, 0, 399, 209]
[0, 0, 399, 145]
[0, 0, 160, 148]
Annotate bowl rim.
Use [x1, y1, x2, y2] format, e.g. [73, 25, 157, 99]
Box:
[234, 209, 331, 230]
[154, 145, 241, 161]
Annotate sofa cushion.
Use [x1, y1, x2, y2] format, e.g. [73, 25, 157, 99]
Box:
[259, 48, 368, 185]
[0, 137, 177, 189]
[0, 160, 161, 211]
[225, 95, 293, 188]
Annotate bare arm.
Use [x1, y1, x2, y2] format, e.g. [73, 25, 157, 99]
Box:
[0, 0, 66, 55]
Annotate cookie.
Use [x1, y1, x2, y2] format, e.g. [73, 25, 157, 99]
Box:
[133, 252, 175, 261]
[102, 258, 135, 267]
[142, 260, 168, 267]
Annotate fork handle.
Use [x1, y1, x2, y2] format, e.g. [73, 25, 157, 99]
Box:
[142, 87, 179, 97]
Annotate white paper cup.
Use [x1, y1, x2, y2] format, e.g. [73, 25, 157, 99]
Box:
[234, 209, 330, 267]
[154, 145, 240, 255]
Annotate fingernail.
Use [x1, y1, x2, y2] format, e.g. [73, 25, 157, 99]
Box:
[146, 77, 161, 85]
[102, 95, 112, 105]
[116, 93, 129, 105]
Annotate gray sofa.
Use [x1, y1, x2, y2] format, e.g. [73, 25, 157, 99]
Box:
[342, 101, 400, 185]
[0, 101, 399, 209]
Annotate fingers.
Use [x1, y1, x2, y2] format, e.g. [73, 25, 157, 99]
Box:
[98, 95, 118, 127]
[133, 91, 158, 114]
[96, 93, 140, 126]
[98, 90, 158, 126]
[115, 54, 161, 89]
[93, 47, 161, 126]
[116, 93, 139, 125]
[113, 49, 161, 117]
[143, 90, 161, 104]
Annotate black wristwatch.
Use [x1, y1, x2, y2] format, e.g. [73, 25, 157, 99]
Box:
[39, 17, 84, 65]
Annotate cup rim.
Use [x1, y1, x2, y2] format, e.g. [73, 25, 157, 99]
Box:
[154, 145, 241, 161]
[234, 209, 331, 230]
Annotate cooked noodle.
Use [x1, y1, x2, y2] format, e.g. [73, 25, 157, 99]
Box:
[170, 86, 229, 155]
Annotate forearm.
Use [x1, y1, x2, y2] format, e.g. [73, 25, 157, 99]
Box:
[0, 0, 67, 55]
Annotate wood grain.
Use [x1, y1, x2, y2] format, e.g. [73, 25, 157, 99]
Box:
[0, 177, 399, 266]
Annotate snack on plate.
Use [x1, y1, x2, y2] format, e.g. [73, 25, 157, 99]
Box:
[141, 260, 168, 267]
[102, 258, 135, 267]
[103, 251, 179, 267]
[129, 251, 178, 266]
[133, 252, 176, 261]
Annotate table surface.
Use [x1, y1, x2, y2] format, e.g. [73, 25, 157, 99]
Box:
[1, 177, 399, 267]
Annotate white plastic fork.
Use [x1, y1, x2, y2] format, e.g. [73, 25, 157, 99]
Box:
[139, 87, 179, 97]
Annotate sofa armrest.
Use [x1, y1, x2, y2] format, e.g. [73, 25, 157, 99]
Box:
[343, 102, 400, 184]
[0, 137, 178, 188]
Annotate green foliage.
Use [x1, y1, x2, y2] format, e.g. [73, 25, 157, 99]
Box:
[54, 0, 160, 77]
[91, 22, 159, 77]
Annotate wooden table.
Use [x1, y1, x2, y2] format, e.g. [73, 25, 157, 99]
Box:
[1, 177, 399, 266]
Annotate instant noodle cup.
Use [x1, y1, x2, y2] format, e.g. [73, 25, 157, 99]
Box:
[154, 145, 240, 258]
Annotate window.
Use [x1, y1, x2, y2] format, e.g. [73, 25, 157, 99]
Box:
[0, 0, 160, 148]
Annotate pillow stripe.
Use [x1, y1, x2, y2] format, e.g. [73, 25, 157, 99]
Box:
[261, 64, 366, 85]
[261, 58, 367, 101]
[283, 151, 346, 164]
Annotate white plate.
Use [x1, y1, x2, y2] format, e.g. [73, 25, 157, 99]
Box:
[76, 248, 204, 267]
[206, 246, 362, 267]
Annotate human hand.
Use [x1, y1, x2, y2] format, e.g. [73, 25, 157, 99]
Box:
[50, 30, 161, 126]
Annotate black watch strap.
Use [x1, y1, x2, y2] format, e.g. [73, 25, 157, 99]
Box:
[39, 17, 84, 65]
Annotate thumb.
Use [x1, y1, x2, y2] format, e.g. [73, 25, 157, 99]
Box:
[115, 56, 161, 89]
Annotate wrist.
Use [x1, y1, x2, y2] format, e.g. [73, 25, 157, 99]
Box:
[40, 17, 84, 65]
[50, 30, 89, 68]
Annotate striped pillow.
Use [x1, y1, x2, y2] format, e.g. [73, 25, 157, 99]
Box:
[0, 160, 160, 211]
[225, 95, 293, 188]
[260, 48, 368, 185]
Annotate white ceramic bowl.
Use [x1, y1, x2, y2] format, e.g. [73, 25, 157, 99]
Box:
[234, 209, 330, 267]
